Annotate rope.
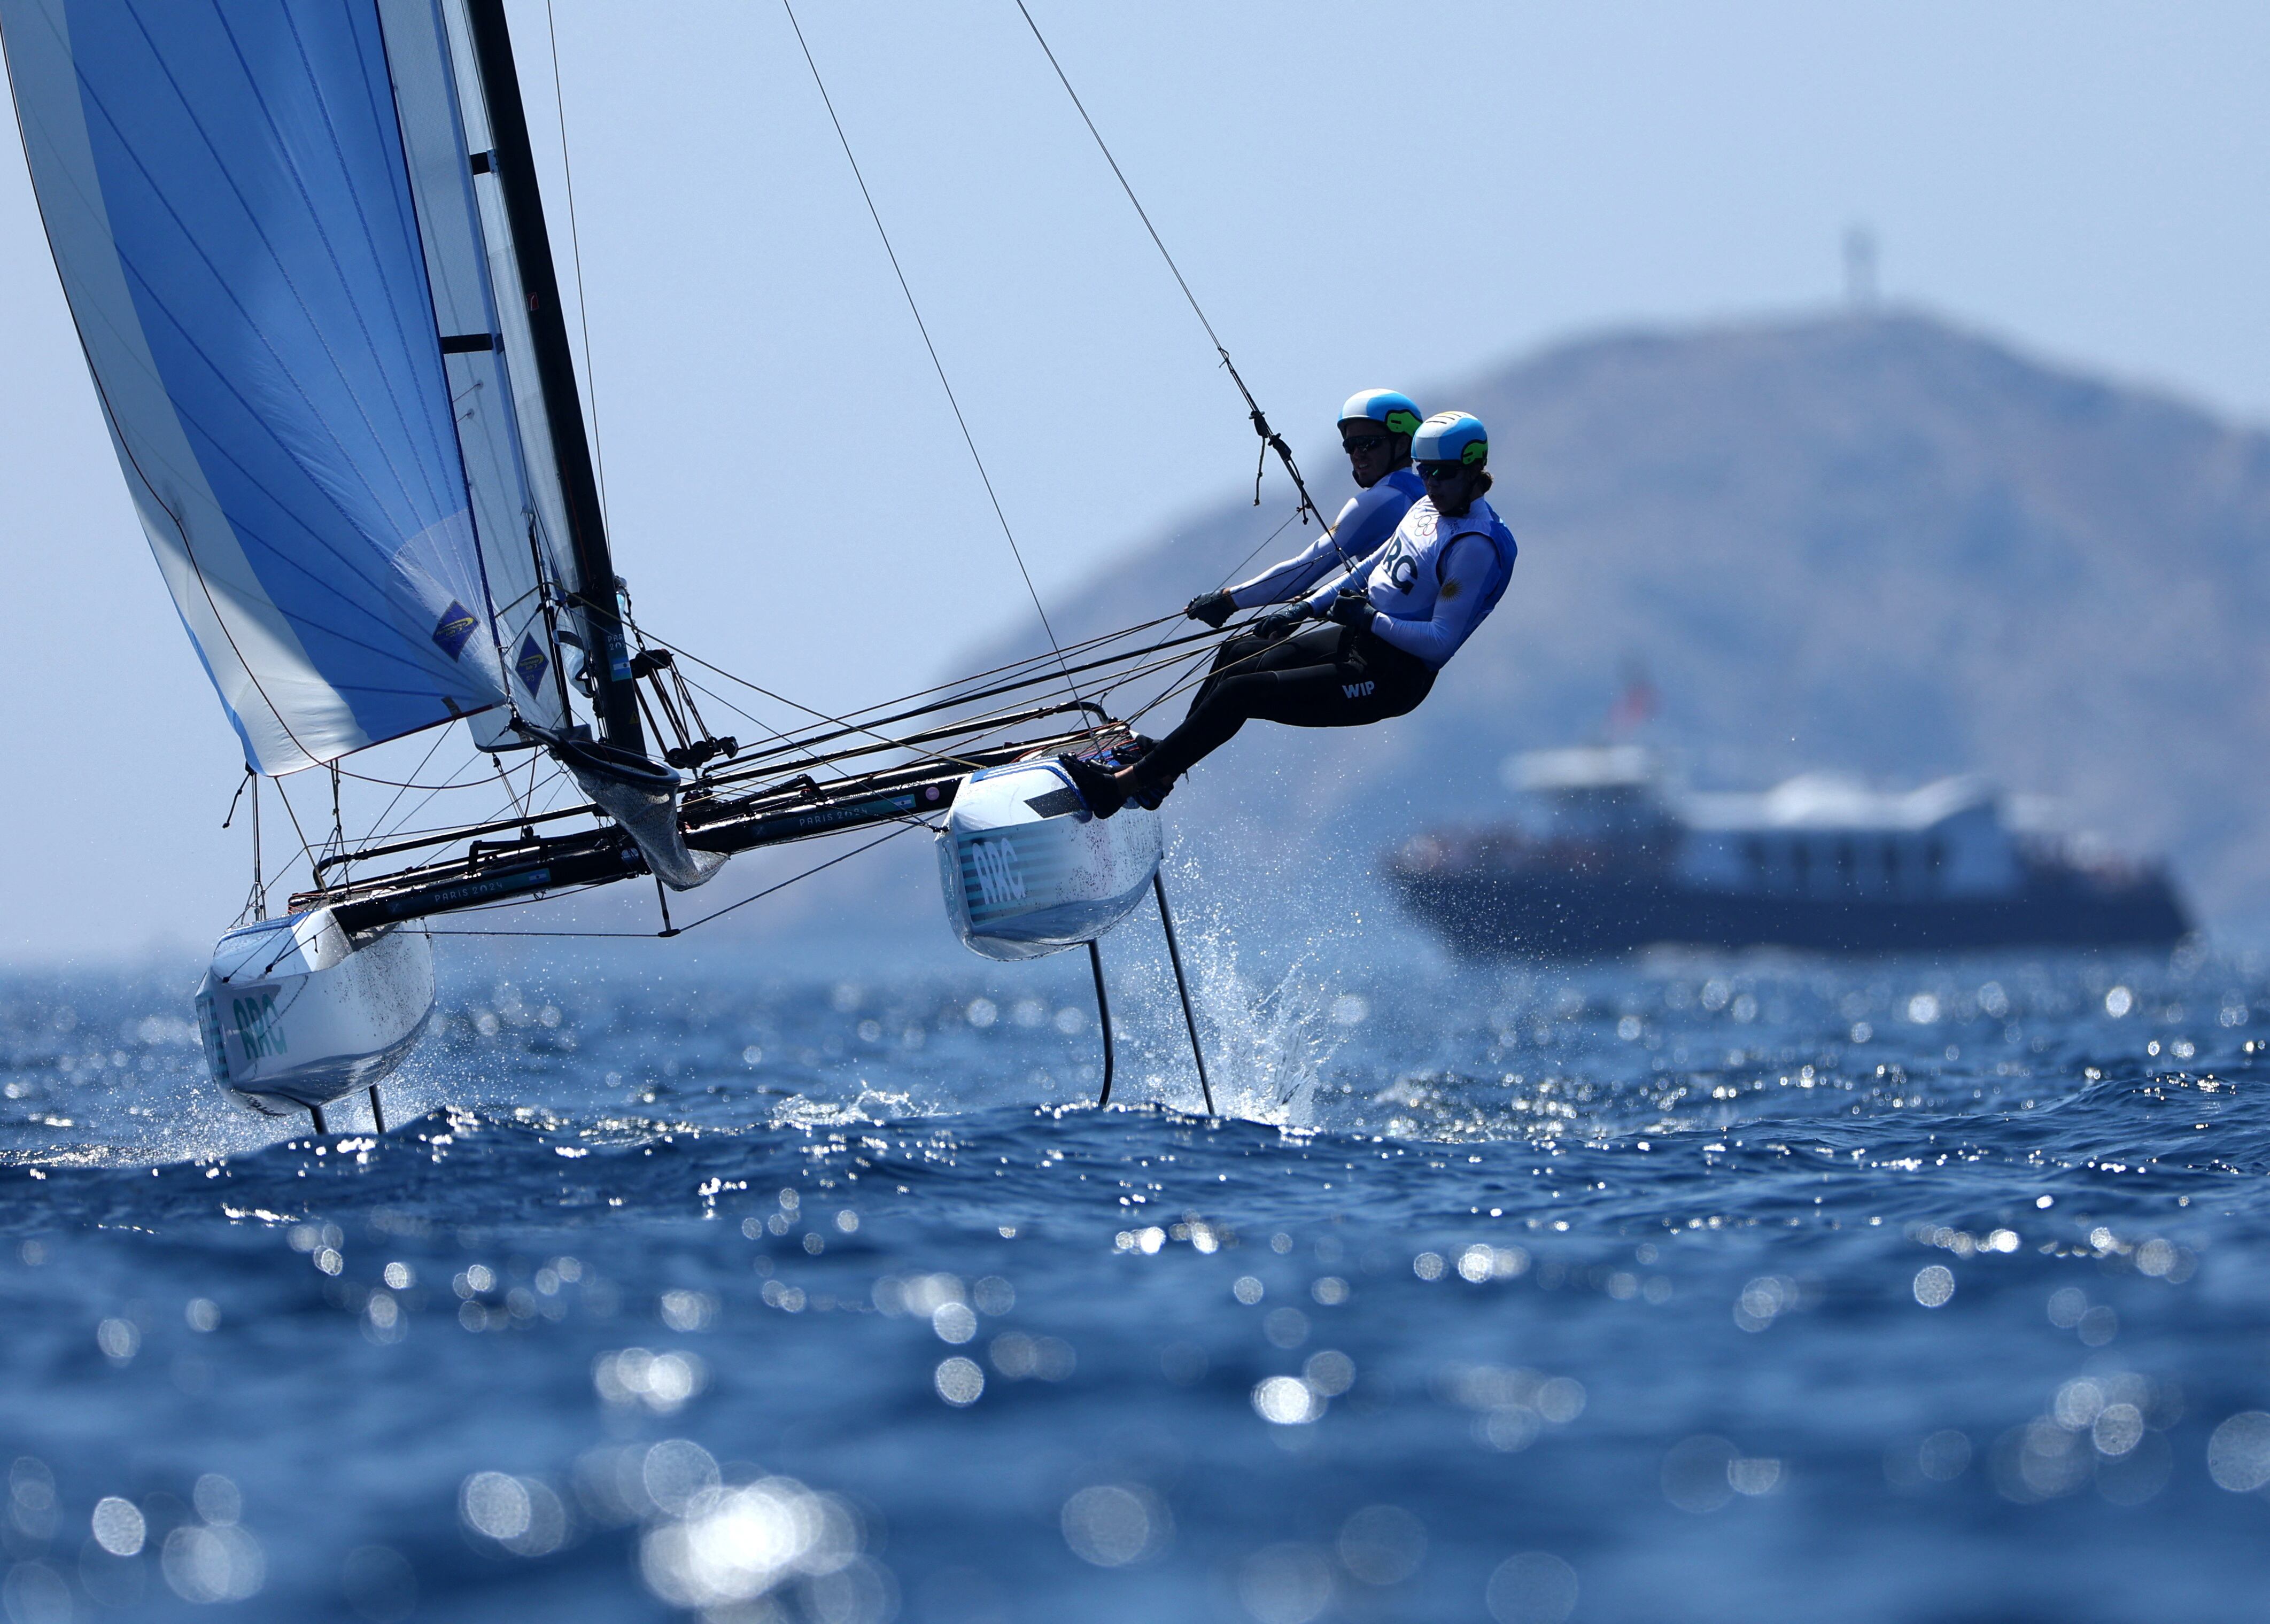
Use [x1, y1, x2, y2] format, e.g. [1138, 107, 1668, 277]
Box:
[631, 614, 1228, 775]
[299, 613, 1214, 895]
[780, 0, 1081, 708]
[800, 611, 1181, 725]
[645, 630, 995, 774]
[220, 768, 253, 830]
[1099, 506, 1306, 716]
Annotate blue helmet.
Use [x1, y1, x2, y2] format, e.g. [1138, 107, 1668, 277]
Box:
[1413, 411, 1487, 468]
[1339, 388, 1423, 439]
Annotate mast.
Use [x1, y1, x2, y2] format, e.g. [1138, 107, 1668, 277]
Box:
[460, 0, 647, 758]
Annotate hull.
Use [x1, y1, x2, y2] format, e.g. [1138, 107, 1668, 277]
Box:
[939, 762, 1163, 961]
[1388, 868, 2191, 959]
[195, 910, 435, 1112]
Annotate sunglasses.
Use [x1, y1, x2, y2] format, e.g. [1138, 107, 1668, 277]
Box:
[1417, 461, 1473, 481]
[1341, 434, 1390, 454]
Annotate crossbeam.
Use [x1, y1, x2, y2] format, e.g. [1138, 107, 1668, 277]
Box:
[291, 725, 1114, 933]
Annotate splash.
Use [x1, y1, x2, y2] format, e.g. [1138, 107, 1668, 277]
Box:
[1183, 923, 1344, 1129]
[770, 1085, 921, 1131]
[1099, 850, 1363, 1129]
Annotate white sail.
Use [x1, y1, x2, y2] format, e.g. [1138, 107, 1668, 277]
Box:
[376, 0, 572, 741]
[433, 0, 585, 611]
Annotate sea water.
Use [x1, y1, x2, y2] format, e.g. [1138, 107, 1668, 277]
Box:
[1, 930, 2267, 1623]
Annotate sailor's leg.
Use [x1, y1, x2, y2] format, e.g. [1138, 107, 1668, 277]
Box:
[1257, 631, 1436, 731]
[1134, 690, 1254, 787]
[1190, 627, 1282, 709]
[1137, 626, 1425, 787]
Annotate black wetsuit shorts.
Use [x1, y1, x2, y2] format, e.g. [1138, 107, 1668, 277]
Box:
[1140, 621, 1436, 786]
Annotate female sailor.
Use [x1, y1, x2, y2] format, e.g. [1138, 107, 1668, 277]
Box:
[1064, 411, 1516, 816]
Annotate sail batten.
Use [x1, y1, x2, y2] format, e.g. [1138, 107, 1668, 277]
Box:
[376, 0, 570, 737]
[2, 0, 531, 773]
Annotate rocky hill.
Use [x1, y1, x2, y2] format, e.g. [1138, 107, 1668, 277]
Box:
[755, 308, 2270, 948]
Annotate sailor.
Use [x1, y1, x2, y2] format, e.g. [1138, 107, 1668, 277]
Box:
[1181, 388, 1428, 632]
[1064, 411, 1516, 817]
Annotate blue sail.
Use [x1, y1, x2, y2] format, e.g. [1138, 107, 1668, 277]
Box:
[3, 0, 521, 773]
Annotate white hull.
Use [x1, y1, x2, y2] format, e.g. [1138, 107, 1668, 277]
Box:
[194, 909, 435, 1114]
[939, 762, 1163, 961]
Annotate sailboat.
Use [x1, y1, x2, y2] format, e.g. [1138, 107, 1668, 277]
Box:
[1, 0, 1223, 1128]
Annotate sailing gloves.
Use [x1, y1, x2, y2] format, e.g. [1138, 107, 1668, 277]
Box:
[1185, 590, 1235, 629]
[1326, 587, 1374, 630]
[1253, 604, 1309, 641]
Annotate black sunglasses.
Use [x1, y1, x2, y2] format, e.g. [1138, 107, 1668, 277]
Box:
[1341, 433, 1390, 454]
[1417, 461, 1473, 481]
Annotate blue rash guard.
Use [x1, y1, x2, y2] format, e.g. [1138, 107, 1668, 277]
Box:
[1303, 493, 1518, 669]
[1223, 467, 1425, 609]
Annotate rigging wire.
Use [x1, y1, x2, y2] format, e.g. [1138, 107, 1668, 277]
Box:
[222, 769, 269, 925]
[654, 610, 1170, 742]
[364, 751, 505, 844]
[300, 612, 1206, 890]
[1211, 507, 1305, 597]
[675, 671, 1080, 781]
[675, 821, 921, 933]
[778, 0, 1082, 709]
[650, 618, 1222, 772]
[647, 630, 993, 774]
[1104, 504, 1306, 709]
[493, 752, 536, 829]
[618, 604, 1182, 776]
[268, 774, 319, 892]
[427, 822, 917, 938]
[1012, 0, 1345, 564]
[715, 609, 1181, 736]
[359, 725, 455, 844]
[306, 605, 1210, 891]
[542, 0, 613, 530]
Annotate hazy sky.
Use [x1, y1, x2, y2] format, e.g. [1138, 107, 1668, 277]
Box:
[5, 1, 2269, 957]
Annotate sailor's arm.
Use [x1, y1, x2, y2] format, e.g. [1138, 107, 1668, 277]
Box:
[1299, 533, 1397, 618]
[1224, 494, 1366, 607]
[1366, 535, 1500, 666]
[1225, 480, 1408, 608]
[1223, 530, 1343, 609]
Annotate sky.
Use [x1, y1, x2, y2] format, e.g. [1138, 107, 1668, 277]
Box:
[4, 0, 2270, 958]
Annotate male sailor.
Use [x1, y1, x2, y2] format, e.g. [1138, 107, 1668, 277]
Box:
[1062, 411, 1516, 817]
[1181, 388, 1428, 632]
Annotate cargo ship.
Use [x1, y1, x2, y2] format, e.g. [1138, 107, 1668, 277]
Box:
[1385, 746, 2190, 958]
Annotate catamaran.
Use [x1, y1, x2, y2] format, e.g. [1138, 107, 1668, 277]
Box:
[1, 0, 1293, 1127]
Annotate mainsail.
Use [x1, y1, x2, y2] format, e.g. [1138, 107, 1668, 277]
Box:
[1, 0, 570, 773]
[378, 0, 574, 747]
